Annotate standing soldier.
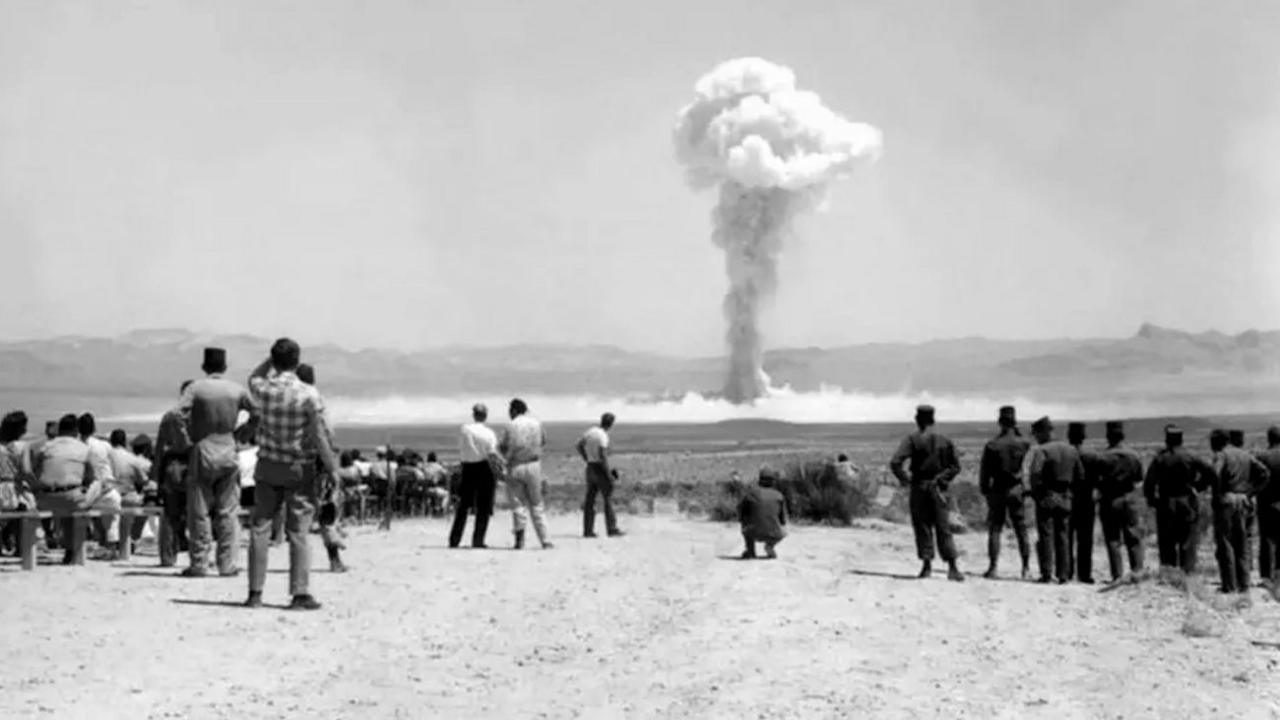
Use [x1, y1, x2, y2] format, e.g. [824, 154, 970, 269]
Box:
[1143, 424, 1214, 573]
[1229, 429, 1246, 449]
[577, 412, 624, 539]
[889, 405, 964, 582]
[1096, 421, 1146, 581]
[1208, 428, 1270, 593]
[1255, 426, 1280, 583]
[1026, 417, 1081, 584]
[979, 405, 1031, 580]
[1065, 422, 1100, 583]
[153, 380, 194, 568]
[179, 347, 258, 578]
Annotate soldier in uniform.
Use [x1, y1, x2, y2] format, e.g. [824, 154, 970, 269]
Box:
[1208, 428, 1269, 593]
[1143, 424, 1213, 573]
[889, 405, 964, 582]
[979, 405, 1031, 579]
[179, 347, 258, 577]
[1026, 417, 1081, 584]
[1097, 421, 1146, 581]
[738, 467, 788, 559]
[1256, 426, 1280, 583]
[1065, 422, 1100, 583]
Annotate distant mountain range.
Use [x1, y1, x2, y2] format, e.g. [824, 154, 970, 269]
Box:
[0, 324, 1276, 417]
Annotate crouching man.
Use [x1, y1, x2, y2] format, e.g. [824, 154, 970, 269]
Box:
[739, 468, 788, 560]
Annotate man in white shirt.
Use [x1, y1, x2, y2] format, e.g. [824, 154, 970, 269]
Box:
[499, 398, 553, 550]
[451, 403, 502, 548]
[577, 412, 624, 538]
[79, 413, 121, 551]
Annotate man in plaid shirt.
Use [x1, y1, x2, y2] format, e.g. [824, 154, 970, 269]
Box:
[244, 338, 338, 611]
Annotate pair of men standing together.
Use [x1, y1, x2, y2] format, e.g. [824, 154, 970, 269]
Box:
[168, 340, 337, 610]
[450, 403, 624, 549]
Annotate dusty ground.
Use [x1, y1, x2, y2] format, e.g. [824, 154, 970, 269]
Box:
[2, 514, 1279, 720]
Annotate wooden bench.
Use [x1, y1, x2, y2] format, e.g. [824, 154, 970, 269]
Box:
[0, 506, 164, 571]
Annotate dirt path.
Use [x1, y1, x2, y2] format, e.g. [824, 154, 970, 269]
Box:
[2, 515, 1278, 719]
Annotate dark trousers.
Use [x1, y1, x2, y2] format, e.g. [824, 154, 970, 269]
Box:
[158, 461, 189, 567]
[909, 484, 956, 562]
[1156, 495, 1200, 573]
[1213, 500, 1252, 593]
[742, 531, 782, 557]
[985, 488, 1029, 568]
[1069, 493, 1096, 581]
[1099, 494, 1144, 580]
[1035, 495, 1072, 581]
[449, 461, 495, 548]
[249, 459, 317, 597]
[583, 463, 618, 536]
[1259, 501, 1280, 581]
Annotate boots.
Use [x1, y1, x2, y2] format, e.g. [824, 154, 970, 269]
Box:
[947, 561, 965, 582]
[917, 560, 932, 578]
[514, 529, 525, 550]
[583, 508, 597, 538]
[983, 563, 998, 579]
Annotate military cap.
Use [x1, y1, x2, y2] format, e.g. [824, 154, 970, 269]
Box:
[1228, 429, 1244, 447]
[998, 405, 1017, 426]
[1105, 420, 1124, 434]
[1209, 428, 1230, 445]
[202, 346, 227, 371]
[1067, 422, 1086, 441]
[915, 404, 935, 419]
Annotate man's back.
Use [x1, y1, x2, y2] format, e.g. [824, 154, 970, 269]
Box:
[107, 446, 147, 494]
[34, 437, 93, 491]
[1214, 446, 1267, 497]
[981, 431, 1030, 494]
[248, 370, 322, 465]
[1145, 447, 1211, 500]
[84, 436, 115, 483]
[1098, 445, 1144, 497]
[1029, 440, 1080, 494]
[185, 376, 253, 443]
[423, 461, 448, 485]
[890, 429, 960, 485]
[459, 422, 497, 463]
[739, 486, 787, 541]
[503, 415, 545, 465]
[581, 426, 609, 464]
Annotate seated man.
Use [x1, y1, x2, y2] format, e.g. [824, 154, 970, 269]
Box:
[422, 452, 450, 515]
[738, 467, 788, 560]
[106, 428, 154, 554]
[31, 414, 122, 564]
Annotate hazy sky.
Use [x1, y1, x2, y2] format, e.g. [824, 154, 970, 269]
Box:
[2, 0, 1278, 356]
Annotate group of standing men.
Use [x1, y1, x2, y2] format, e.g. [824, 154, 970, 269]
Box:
[891, 403, 1278, 592]
[449, 402, 625, 550]
[150, 340, 341, 610]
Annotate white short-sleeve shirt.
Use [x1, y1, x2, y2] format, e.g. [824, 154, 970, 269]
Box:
[460, 422, 499, 463]
[581, 426, 609, 463]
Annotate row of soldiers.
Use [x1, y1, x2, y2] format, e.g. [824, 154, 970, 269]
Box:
[891, 405, 1276, 592]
